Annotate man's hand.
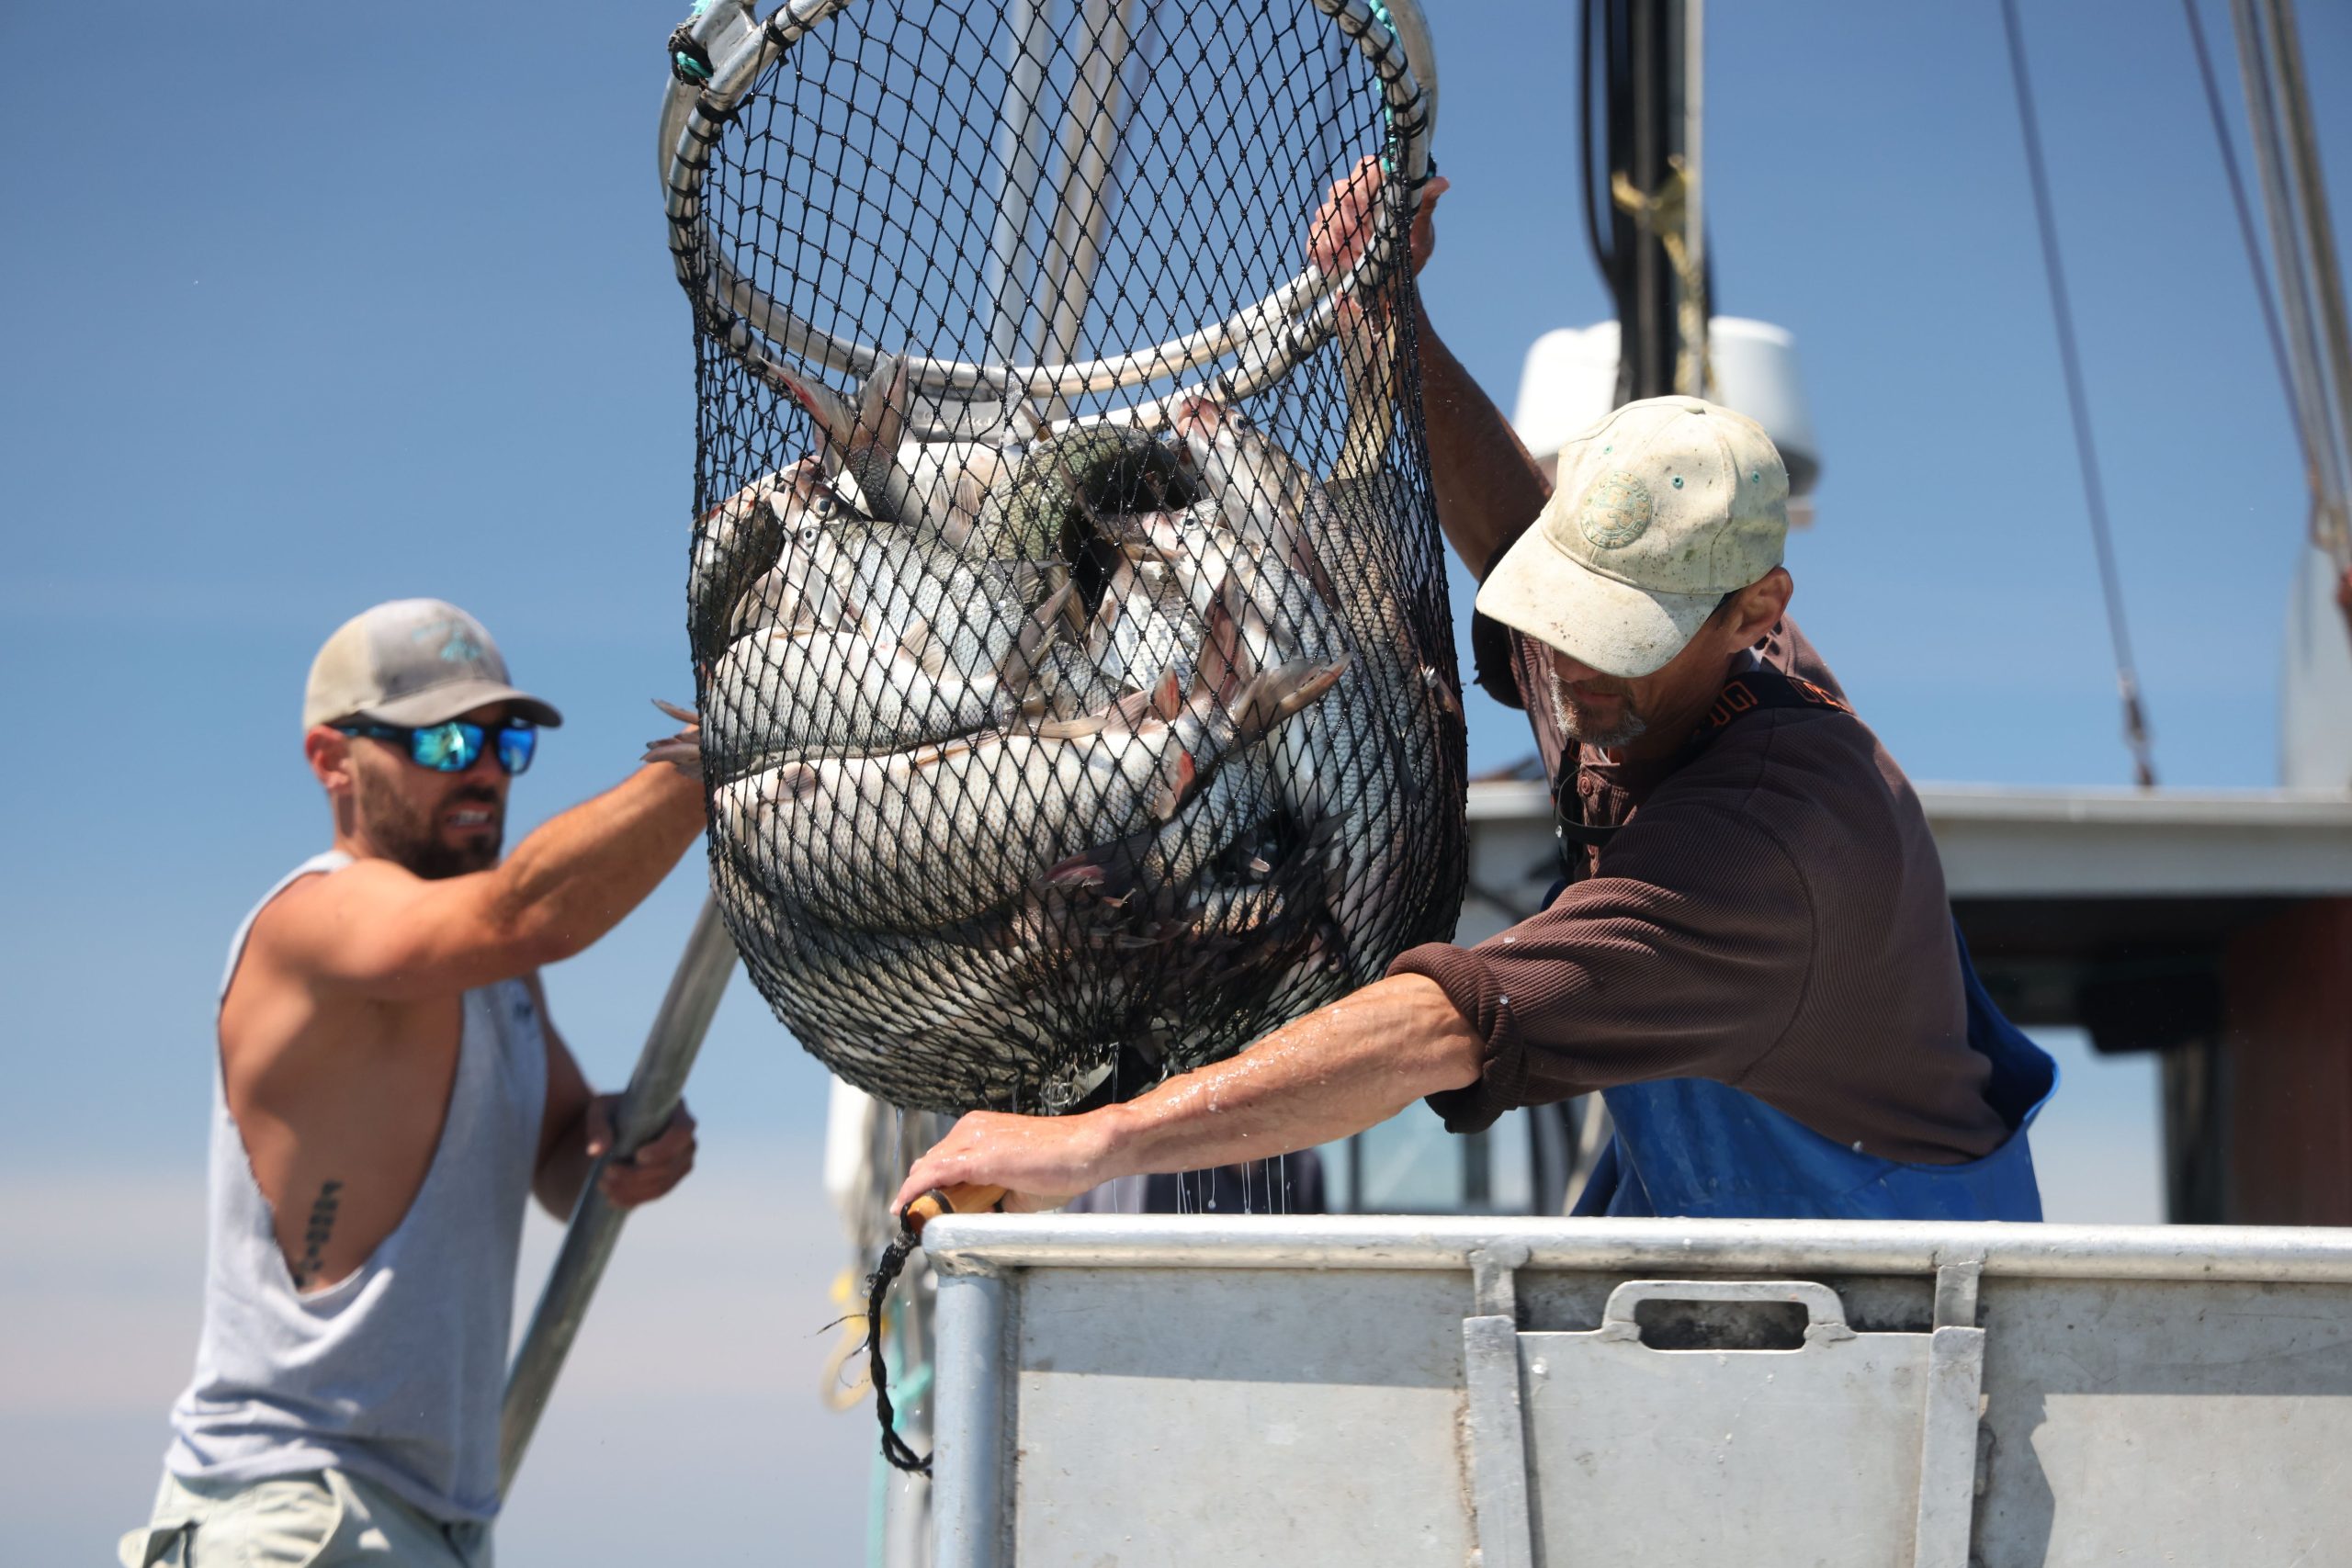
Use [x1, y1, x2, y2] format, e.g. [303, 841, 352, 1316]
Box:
[1307, 153, 1448, 281]
[890, 1109, 1116, 1217]
[585, 1097, 699, 1209]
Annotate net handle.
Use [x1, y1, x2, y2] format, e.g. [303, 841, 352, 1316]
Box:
[658, 0, 1437, 421]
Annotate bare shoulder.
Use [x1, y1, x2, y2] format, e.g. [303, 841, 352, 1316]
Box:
[220, 865, 412, 1078]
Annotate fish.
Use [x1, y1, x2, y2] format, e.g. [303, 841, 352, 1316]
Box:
[718, 457, 1060, 666]
[686, 459, 811, 667]
[721, 658, 1344, 934]
[977, 423, 1195, 562]
[1161, 395, 1461, 985]
[1171, 398, 1343, 615]
[707, 845, 1061, 1112]
[767, 355, 936, 538]
[698, 586, 1067, 780]
[692, 369, 1461, 1111]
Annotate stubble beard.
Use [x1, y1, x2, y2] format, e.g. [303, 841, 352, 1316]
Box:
[1547, 658, 1648, 751]
[353, 763, 503, 880]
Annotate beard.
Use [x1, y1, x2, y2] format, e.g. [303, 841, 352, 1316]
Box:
[354, 765, 504, 880]
[1547, 658, 1648, 751]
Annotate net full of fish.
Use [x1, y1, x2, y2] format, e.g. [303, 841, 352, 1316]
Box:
[662, 321, 1464, 1115]
[662, 320, 1458, 1114]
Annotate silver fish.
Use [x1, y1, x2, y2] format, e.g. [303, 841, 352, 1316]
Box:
[699, 590, 1062, 781]
[686, 459, 819, 666]
[722, 659, 1343, 934]
[708, 847, 1059, 1111]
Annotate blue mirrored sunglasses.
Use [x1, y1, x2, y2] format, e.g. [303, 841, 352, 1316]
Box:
[335, 719, 538, 775]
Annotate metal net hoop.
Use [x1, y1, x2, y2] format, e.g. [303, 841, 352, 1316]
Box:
[668, 0, 1467, 1116]
[662, 0, 1432, 425]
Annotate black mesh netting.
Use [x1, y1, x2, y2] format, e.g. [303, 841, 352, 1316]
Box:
[668, 0, 1465, 1115]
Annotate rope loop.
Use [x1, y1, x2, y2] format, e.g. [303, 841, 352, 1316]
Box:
[669, 20, 716, 85]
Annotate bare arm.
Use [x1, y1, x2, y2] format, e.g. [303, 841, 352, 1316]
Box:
[1415, 302, 1554, 577]
[892, 975, 1485, 1213]
[266, 764, 707, 1002]
[1308, 158, 1552, 578]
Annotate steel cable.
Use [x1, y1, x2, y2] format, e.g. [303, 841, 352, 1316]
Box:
[1998, 0, 2160, 788]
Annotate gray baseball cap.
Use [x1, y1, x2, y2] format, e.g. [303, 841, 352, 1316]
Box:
[1476, 397, 1790, 678]
[302, 599, 563, 730]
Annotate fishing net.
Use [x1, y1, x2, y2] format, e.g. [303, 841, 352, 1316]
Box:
[661, 0, 1464, 1117]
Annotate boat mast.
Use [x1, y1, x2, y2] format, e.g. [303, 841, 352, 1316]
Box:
[1591, 0, 1706, 404]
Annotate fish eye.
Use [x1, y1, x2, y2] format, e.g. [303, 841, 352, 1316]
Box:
[811, 492, 836, 519]
[798, 524, 820, 547]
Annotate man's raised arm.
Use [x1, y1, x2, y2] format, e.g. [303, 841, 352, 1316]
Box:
[266, 764, 707, 1002]
[1309, 159, 1553, 577]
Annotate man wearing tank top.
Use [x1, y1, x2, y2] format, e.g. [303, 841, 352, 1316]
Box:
[893, 165, 2055, 1225]
[121, 599, 708, 1568]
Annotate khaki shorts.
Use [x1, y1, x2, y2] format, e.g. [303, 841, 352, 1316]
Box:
[119, 1469, 493, 1568]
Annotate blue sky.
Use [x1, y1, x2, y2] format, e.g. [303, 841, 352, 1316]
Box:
[2, 0, 2342, 1560]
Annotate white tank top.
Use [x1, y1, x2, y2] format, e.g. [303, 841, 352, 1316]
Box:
[164, 852, 548, 1522]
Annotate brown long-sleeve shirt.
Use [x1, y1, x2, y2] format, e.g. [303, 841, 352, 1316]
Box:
[1388, 617, 2007, 1163]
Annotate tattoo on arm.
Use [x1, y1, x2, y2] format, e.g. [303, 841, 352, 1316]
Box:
[293, 1179, 344, 1289]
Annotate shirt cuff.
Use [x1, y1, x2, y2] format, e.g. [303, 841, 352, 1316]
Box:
[1385, 941, 1532, 1135]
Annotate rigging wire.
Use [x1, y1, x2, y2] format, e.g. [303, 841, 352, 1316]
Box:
[1997, 0, 2161, 789]
[2181, 0, 2338, 562]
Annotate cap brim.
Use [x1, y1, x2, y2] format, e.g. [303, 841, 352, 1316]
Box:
[358, 679, 564, 729]
[1475, 533, 1722, 680]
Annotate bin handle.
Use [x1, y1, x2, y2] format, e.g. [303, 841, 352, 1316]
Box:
[1597, 1279, 1856, 1345]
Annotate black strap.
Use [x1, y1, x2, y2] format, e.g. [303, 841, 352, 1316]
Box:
[1552, 666, 1852, 876]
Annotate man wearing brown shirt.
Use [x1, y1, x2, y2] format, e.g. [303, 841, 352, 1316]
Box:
[895, 173, 2052, 1223]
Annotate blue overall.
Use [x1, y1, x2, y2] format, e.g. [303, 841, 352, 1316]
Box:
[1552, 670, 2058, 1222]
[1568, 924, 2056, 1220]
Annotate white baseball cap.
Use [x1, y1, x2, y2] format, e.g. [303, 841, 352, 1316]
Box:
[1476, 396, 1790, 678]
[302, 599, 563, 730]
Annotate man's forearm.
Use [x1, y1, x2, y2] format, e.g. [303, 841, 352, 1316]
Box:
[895, 975, 1487, 1211]
[1416, 301, 1553, 577]
[488, 765, 707, 964]
[1098, 975, 1487, 1179]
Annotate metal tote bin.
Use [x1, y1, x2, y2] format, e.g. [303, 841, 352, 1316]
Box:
[922, 1215, 2352, 1567]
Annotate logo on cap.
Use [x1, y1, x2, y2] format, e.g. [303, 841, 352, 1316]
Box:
[1578, 470, 1653, 550]
[413, 618, 486, 664]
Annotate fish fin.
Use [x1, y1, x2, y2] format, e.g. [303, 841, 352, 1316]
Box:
[1043, 858, 1108, 891]
[940, 469, 986, 547]
[640, 736, 702, 778]
[1422, 665, 1464, 718]
[771, 365, 854, 452]
[851, 355, 910, 460]
[765, 761, 820, 802]
[1017, 581, 1076, 668]
[1136, 668, 1184, 726]
[1082, 589, 1121, 662]
[651, 697, 701, 726]
[1200, 571, 1250, 705]
[899, 615, 947, 678]
[1032, 715, 1105, 740]
[1150, 751, 1199, 819]
[906, 736, 980, 768]
[1228, 656, 1351, 741]
[1278, 655, 1351, 718]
